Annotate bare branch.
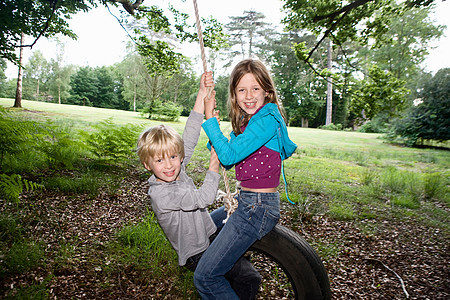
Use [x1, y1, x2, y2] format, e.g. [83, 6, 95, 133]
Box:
[365, 258, 410, 299]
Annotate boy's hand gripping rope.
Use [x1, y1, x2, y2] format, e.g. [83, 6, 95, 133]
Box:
[192, 0, 238, 222]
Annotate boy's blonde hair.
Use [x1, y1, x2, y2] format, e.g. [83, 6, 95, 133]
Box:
[137, 124, 185, 167]
[228, 58, 287, 135]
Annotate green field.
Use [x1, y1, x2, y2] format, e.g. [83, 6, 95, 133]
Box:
[2, 97, 449, 226]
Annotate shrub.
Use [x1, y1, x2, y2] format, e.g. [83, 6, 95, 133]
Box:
[0, 215, 22, 244]
[359, 168, 378, 185]
[424, 172, 445, 200]
[391, 195, 420, 209]
[385, 68, 450, 146]
[141, 99, 182, 122]
[0, 108, 41, 170]
[319, 123, 342, 131]
[44, 172, 101, 195]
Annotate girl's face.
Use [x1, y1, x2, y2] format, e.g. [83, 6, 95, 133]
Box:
[235, 73, 268, 115]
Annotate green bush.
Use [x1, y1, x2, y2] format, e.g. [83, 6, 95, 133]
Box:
[319, 123, 342, 131]
[391, 195, 420, 209]
[141, 99, 182, 122]
[424, 172, 445, 200]
[44, 172, 101, 195]
[0, 108, 41, 170]
[359, 168, 378, 185]
[0, 215, 22, 244]
[5, 276, 51, 300]
[385, 68, 450, 146]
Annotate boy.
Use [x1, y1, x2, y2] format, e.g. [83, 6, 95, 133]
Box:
[136, 72, 261, 299]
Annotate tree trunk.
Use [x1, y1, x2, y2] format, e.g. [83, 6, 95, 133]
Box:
[36, 78, 40, 99]
[14, 33, 24, 108]
[302, 117, 309, 128]
[133, 82, 137, 112]
[58, 72, 61, 104]
[325, 39, 332, 125]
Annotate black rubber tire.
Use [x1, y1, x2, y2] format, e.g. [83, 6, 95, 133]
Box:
[250, 224, 331, 300]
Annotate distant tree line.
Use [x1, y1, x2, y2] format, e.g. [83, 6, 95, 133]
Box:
[0, 0, 448, 147]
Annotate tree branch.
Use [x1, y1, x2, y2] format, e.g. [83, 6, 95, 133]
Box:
[104, 2, 137, 44]
[306, 8, 350, 61]
[110, 0, 144, 15]
[313, 0, 375, 22]
[21, 0, 59, 49]
[329, 32, 360, 71]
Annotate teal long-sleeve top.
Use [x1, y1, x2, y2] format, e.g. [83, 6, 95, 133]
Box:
[202, 103, 297, 168]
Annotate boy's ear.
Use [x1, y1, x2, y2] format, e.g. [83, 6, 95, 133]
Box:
[143, 162, 152, 172]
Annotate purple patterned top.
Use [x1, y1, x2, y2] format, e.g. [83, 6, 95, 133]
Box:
[235, 117, 282, 189]
[235, 145, 281, 189]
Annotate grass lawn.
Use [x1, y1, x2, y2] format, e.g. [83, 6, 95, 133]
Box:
[2, 98, 449, 223]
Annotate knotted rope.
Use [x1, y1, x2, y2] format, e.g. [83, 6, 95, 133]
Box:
[192, 0, 238, 221]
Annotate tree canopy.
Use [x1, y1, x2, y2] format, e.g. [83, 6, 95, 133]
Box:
[0, 0, 226, 66]
[0, 1, 447, 145]
[0, 0, 96, 63]
[388, 68, 450, 146]
[282, 0, 441, 64]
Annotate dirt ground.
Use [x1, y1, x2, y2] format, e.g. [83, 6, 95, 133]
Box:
[1, 170, 448, 299]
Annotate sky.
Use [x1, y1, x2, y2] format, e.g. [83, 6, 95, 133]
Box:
[5, 0, 450, 78]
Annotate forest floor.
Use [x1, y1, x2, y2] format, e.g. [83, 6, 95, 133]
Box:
[1, 169, 448, 299]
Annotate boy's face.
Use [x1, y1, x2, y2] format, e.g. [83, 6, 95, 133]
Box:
[144, 152, 183, 183]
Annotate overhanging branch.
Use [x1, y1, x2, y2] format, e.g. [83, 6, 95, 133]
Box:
[313, 0, 375, 22]
[21, 0, 59, 49]
[110, 0, 144, 15]
[306, 8, 350, 61]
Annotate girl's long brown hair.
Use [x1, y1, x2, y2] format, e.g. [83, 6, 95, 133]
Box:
[228, 59, 286, 135]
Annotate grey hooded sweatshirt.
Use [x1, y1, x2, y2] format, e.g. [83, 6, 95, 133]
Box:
[147, 110, 220, 266]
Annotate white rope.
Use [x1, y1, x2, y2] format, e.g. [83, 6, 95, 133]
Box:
[192, 0, 207, 73]
[192, 0, 238, 221]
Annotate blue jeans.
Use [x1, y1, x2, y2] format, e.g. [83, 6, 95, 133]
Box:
[195, 190, 280, 299]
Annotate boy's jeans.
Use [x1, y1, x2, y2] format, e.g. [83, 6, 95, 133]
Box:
[195, 191, 280, 299]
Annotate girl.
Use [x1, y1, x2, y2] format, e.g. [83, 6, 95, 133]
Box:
[195, 59, 297, 299]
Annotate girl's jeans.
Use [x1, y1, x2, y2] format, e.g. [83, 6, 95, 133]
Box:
[194, 190, 280, 299]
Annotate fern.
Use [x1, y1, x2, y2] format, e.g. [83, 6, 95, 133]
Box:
[0, 174, 43, 203]
[81, 119, 143, 163]
[0, 108, 43, 171]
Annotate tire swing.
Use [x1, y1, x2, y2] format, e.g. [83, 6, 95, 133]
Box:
[192, 1, 331, 299]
